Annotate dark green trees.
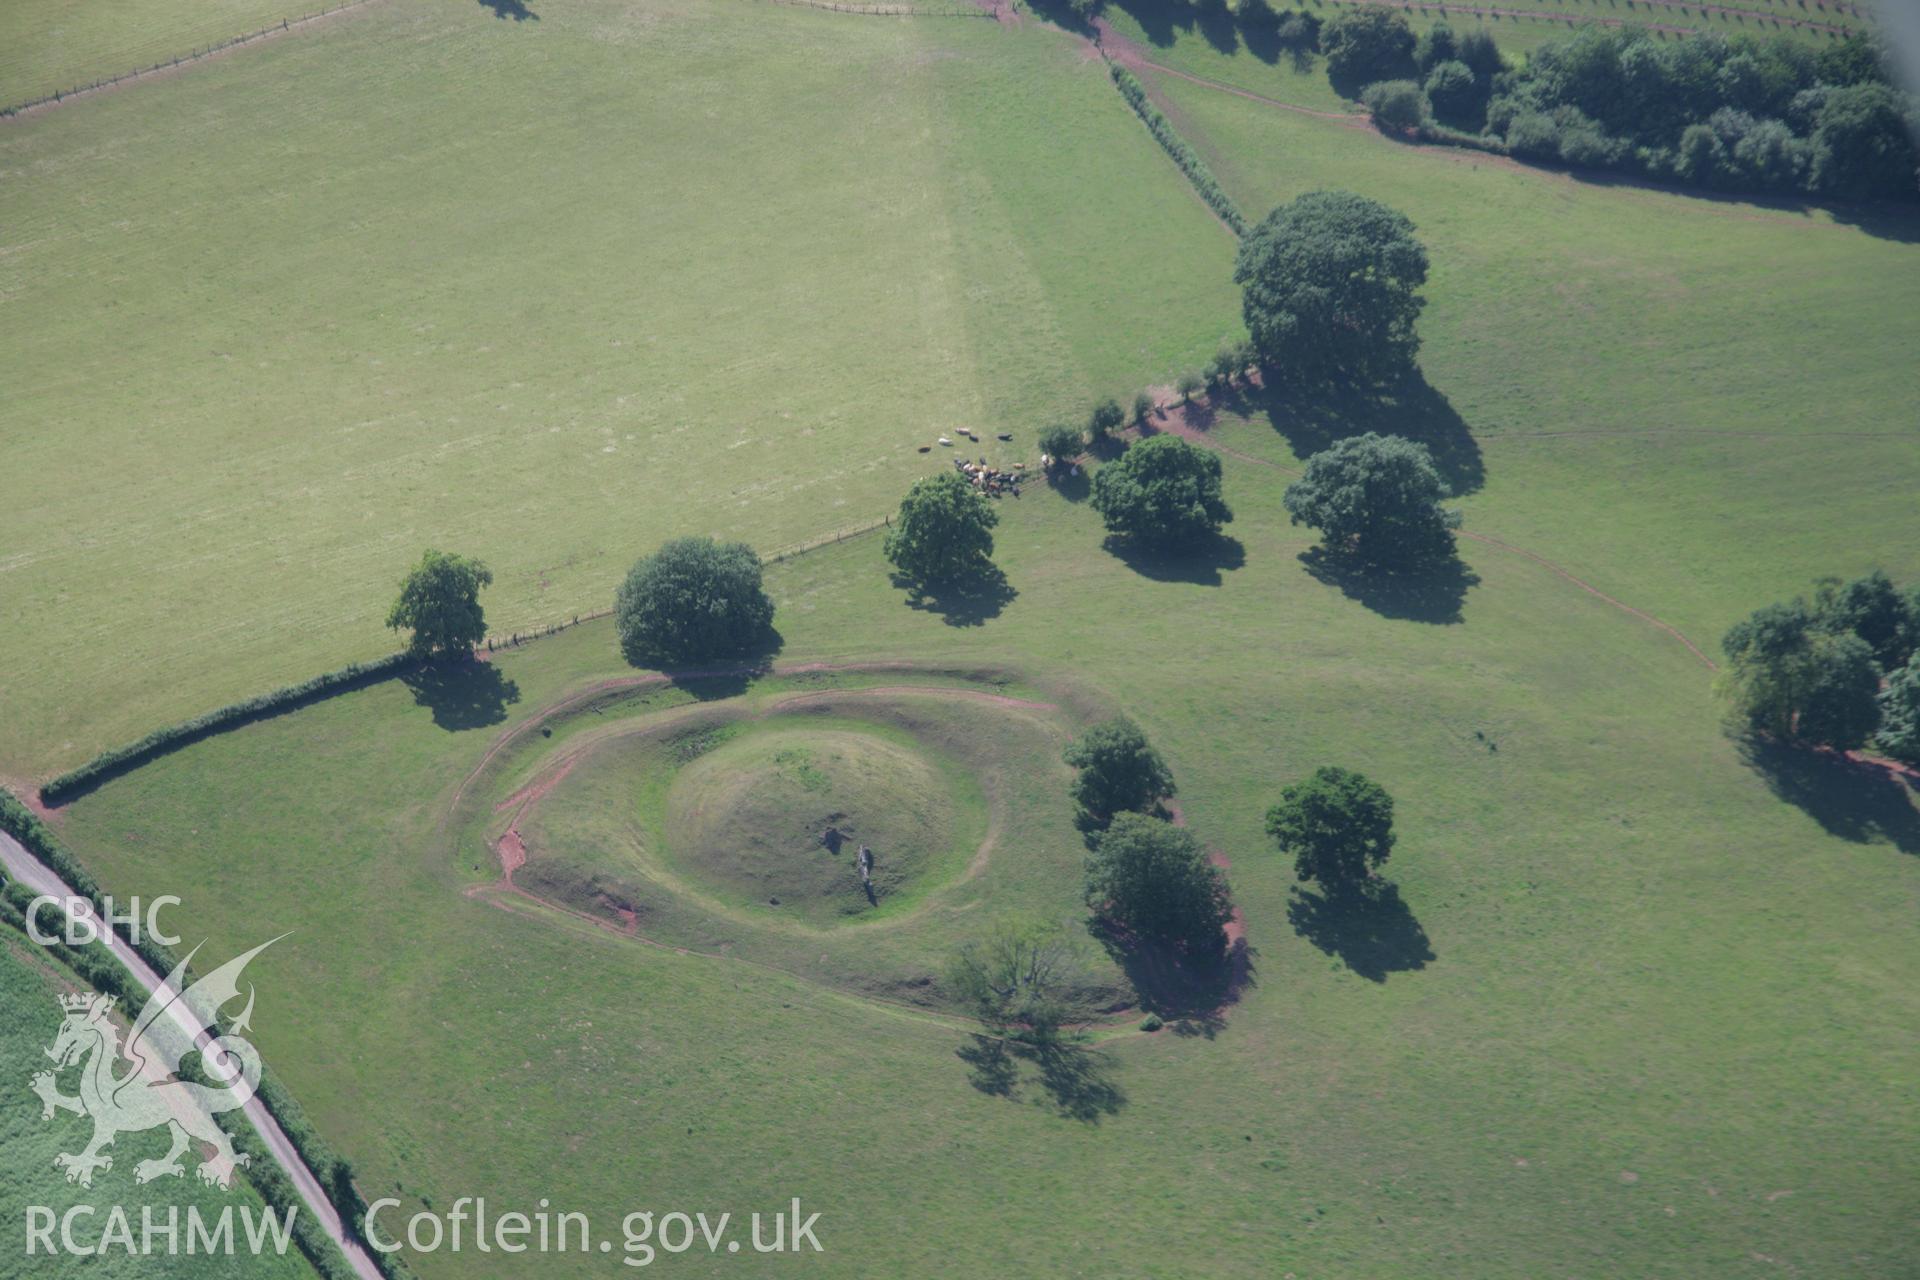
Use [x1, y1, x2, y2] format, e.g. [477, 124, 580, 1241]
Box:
[386, 549, 493, 659]
[1234, 191, 1430, 388]
[1089, 435, 1232, 548]
[615, 536, 775, 667]
[1321, 7, 1416, 91]
[1087, 398, 1126, 445]
[1084, 813, 1233, 959]
[1063, 717, 1175, 820]
[1721, 573, 1920, 752]
[1283, 432, 1458, 568]
[1878, 656, 1920, 764]
[884, 471, 999, 588]
[1266, 766, 1396, 895]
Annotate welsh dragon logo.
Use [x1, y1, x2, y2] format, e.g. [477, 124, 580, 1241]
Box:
[30, 938, 281, 1191]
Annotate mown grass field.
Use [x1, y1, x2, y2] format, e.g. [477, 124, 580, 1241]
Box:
[11, 0, 1920, 1275]
[0, 0, 1242, 781]
[0, 935, 321, 1279]
[0, 0, 317, 106]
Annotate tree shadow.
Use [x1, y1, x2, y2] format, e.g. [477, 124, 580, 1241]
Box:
[1561, 171, 1920, 247]
[1022, 0, 1097, 35]
[956, 1035, 1126, 1122]
[957, 1035, 1019, 1098]
[1298, 546, 1477, 624]
[894, 566, 1016, 628]
[1255, 371, 1485, 497]
[476, 0, 539, 19]
[1089, 918, 1254, 1034]
[402, 659, 520, 731]
[1739, 740, 1920, 855]
[1102, 531, 1246, 587]
[1049, 467, 1091, 504]
[1286, 883, 1434, 983]
[628, 627, 784, 701]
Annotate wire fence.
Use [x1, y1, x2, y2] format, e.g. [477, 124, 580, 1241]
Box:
[760, 0, 997, 16]
[479, 518, 891, 653]
[1, 0, 381, 119]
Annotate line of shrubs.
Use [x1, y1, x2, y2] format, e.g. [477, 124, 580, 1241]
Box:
[1346, 16, 1917, 204]
[1107, 61, 1248, 236]
[0, 789, 411, 1280]
[40, 651, 418, 805]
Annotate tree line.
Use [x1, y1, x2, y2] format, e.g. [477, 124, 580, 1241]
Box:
[1334, 10, 1918, 203]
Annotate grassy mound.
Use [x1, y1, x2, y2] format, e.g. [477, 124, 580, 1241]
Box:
[665, 727, 960, 923]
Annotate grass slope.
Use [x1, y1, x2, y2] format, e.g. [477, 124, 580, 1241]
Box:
[0, 0, 1241, 779]
[55, 470, 1920, 1276]
[1145, 65, 1920, 649]
[13, 1, 1920, 1277]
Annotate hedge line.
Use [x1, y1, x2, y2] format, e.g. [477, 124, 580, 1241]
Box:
[41, 651, 418, 805]
[1107, 62, 1248, 237]
[0, 789, 412, 1280]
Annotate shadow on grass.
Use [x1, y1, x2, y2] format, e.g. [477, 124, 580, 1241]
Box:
[476, 0, 538, 19]
[956, 1035, 1126, 1123]
[1105, 0, 1318, 67]
[895, 566, 1016, 628]
[1089, 919, 1254, 1038]
[1286, 883, 1434, 983]
[403, 659, 521, 731]
[1299, 546, 1477, 624]
[1103, 532, 1246, 587]
[1049, 467, 1091, 503]
[1252, 371, 1485, 497]
[623, 628, 785, 702]
[1740, 739, 1920, 855]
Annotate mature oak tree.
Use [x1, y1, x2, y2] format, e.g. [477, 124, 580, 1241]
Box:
[1089, 435, 1232, 548]
[1283, 432, 1458, 568]
[885, 471, 998, 588]
[1233, 190, 1430, 388]
[1063, 716, 1175, 819]
[387, 549, 493, 659]
[1084, 813, 1232, 959]
[1266, 766, 1396, 896]
[615, 536, 774, 667]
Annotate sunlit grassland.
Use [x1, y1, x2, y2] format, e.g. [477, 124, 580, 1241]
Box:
[0, 0, 1241, 779]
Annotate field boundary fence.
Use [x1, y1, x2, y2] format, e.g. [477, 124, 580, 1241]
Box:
[1, 0, 386, 119]
[480, 518, 890, 652]
[760, 0, 997, 17]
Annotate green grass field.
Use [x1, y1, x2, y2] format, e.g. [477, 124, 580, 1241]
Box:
[0, 936, 321, 1279]
[9, 0, 1919, 1275]
[0, 0, 320, 106]
[0, 0, 1242, 782]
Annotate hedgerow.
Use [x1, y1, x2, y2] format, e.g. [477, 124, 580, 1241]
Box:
[1107, 62, 1247, 236]
[40, 652, 417, 805]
